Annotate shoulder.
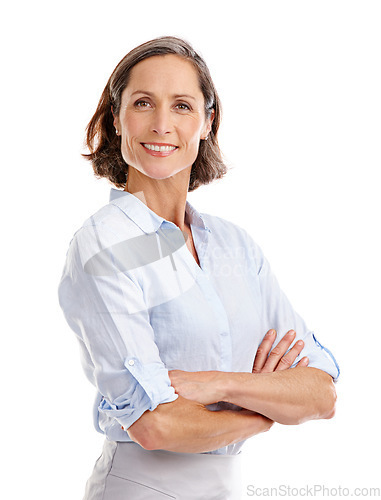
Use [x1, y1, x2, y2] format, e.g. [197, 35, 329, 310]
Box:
[81, 199, 136, 233]
[66, 200, 141, 264]
[202, 212, 247, 237]
[201, 212, 266, 270]
[201, 212, 257, 248]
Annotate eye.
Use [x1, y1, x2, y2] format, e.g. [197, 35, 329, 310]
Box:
[134, 99, 151, 108]
[175, 102, 191, 111]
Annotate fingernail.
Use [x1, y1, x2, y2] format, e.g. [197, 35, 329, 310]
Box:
[297, 340, 304, 346]
[266, 329, 276, 337]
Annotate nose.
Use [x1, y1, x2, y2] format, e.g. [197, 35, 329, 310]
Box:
[151, 105, 172, 136]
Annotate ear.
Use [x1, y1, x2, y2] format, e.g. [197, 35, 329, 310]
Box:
[111, 106, 121, 133]
[202, 108, 215, 140]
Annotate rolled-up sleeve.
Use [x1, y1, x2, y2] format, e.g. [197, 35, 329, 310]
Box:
[58, 222, 178, 431]
[246, 233, 340, 382]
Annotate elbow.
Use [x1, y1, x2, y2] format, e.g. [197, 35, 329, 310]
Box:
[127, 428, 158, 451]
[295, 373, 337, 424]
[129, 433, 162, 451]
[324, 405, 336, 420]
[324, 398, 337, 420]
[126, 411, 166, 451]
[321, 376, 337, 420]
[140, 430, 167, 451]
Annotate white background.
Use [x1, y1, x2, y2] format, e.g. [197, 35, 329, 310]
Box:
[1, 1, 380, 498]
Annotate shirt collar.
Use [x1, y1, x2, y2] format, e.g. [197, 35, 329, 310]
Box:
[109, 188, 211, 234]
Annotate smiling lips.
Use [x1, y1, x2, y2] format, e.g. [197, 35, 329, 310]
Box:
[142, 143, 178, 156]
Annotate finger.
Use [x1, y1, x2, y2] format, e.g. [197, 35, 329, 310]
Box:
[262, 330, 296, 372]
[275, 339, 305, 371]
[252, 329, 277, 373]
[296, 356, 309, 367]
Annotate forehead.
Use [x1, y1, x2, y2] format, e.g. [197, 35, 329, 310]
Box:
[124, 54, 203, 98]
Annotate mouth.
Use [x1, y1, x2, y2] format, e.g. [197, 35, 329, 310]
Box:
[141, 142, 179, 158]
[142, 143, 178, 152]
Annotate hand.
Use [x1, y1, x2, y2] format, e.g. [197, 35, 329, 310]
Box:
[169, 329, 309, 405]
[168, 369, 222, 406]
[168, 373, 275, 433]
[252, 329, 309, 374]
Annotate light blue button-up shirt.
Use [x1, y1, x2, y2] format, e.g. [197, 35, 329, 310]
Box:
[58, 188, 339, 455]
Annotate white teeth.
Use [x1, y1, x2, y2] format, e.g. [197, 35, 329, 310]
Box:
[143, 144, 177, 152]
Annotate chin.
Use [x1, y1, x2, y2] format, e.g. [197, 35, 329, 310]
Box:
[135, 164, 190, 181]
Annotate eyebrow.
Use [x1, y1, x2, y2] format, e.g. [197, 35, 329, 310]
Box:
[130, 90, 197, 101]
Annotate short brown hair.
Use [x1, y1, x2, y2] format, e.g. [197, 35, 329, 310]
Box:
[83, 36, 227, 192]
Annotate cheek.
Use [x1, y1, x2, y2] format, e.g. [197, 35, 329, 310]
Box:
[119, 117, 146, 162]
[122, 114, 144, 139]
[181, 121, 204, 148]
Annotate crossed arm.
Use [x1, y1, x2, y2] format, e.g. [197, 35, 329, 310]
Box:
[127, 329, 337, 452]
[169, 329, 337, 425]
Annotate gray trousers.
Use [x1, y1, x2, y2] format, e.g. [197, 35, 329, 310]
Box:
[83, 440, 242, 499]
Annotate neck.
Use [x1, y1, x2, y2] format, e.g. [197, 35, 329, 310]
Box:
[124, 166, 191, 232]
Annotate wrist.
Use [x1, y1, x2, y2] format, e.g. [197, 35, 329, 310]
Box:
[219, 372, 262, 408]
[215, 371, 235, 402]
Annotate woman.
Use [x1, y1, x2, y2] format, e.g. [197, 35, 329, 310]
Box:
[58, 36, 339, 499]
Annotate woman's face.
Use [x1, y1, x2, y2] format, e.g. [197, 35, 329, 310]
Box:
[113, 54, 214, 182]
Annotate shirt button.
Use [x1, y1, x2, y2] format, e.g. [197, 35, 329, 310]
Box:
[128, 360, 135, 366]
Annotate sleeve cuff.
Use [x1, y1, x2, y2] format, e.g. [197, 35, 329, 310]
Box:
[98, 358, 178, 430]
[292, 331, 340, 382]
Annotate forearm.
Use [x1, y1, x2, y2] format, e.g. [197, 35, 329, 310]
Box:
[218, 367, 337, 425]
[127, 395, 273, 453]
